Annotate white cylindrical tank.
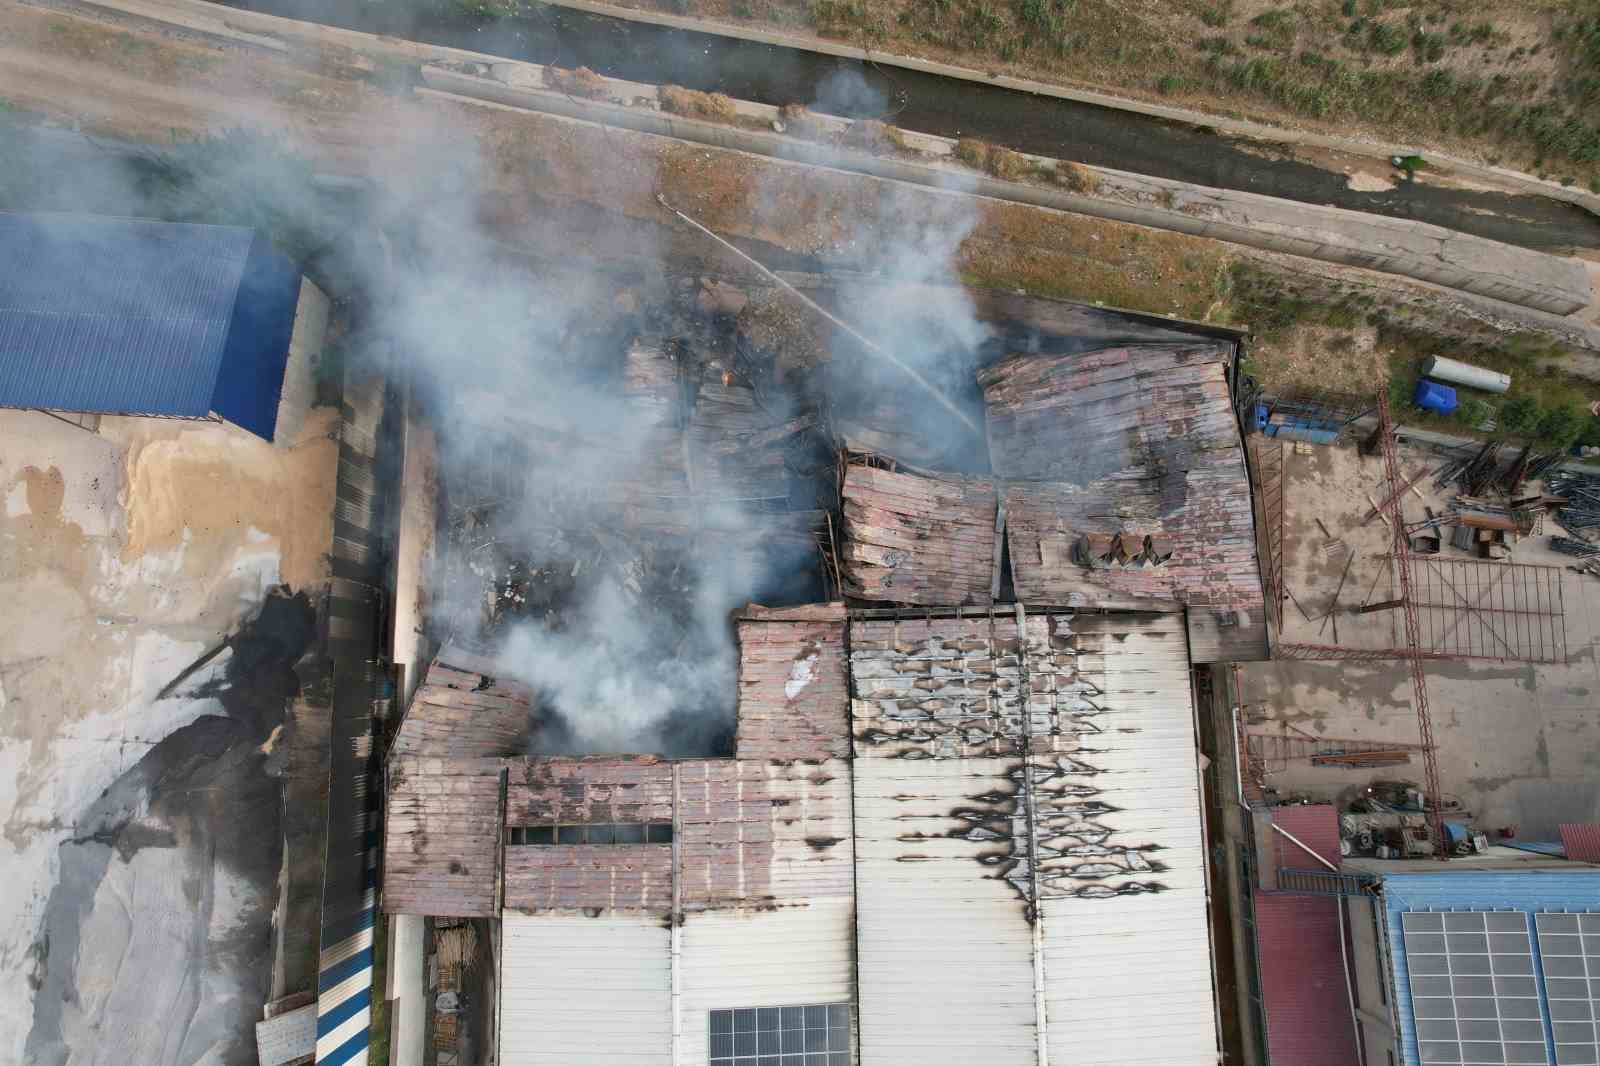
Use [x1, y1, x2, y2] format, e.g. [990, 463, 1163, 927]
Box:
[1424, 355, 1510, 394]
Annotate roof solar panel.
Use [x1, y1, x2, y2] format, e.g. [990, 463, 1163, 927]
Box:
[1404, 911, 1550, 1066]
[1536, 914, 1599, 1066]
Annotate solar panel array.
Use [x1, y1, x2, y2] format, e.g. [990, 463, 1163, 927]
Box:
[1403, 911, 1550, 1066]
[1535, 913, 1600, 1066]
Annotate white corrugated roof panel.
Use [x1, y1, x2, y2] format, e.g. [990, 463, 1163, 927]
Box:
[679, 898, 857, 1062]
[500, 912, 671, 1066]
[1040, 613, 1217, 1065]
[853, 754, 1039, 1066]
[849, 610, 1217, 1066]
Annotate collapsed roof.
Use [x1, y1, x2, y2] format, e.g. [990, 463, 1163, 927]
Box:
[837, 343, 1265, 658]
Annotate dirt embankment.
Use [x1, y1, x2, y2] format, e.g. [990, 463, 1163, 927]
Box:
[583, 0, 1600, 189]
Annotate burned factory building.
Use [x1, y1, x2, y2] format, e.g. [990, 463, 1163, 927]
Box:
[380, 278, 1263, 1066]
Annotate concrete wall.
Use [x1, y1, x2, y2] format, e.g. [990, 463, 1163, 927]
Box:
[386, 914, 426, 1066]
[1349, 895, 1400, 1066]
[271, 279, 329, 447]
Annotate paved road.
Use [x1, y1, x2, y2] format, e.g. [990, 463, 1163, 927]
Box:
[222, 0, 1600, 254]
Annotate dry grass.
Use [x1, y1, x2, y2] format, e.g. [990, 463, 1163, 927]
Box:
[838, 117, 907, 154]
[985, 145, 1030, 180]
[599, 0, 1600, 186]
[953, 136, 990, 168]
[658, 84, 739, 121]
[1050, 161, 1102, 195]
[778, 102, 827, 139]
[544, 65, 609, 99]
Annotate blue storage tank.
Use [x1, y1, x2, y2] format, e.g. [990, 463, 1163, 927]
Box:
[1414, 378, 1458, 415]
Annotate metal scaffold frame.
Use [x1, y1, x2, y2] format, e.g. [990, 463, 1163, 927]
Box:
[1404, 556, 1568, 664]
[1251, 437, 1287, 632]
[1375, 391, 1448, 855]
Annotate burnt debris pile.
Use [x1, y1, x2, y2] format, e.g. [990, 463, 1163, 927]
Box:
[418, 266, 1254, 757]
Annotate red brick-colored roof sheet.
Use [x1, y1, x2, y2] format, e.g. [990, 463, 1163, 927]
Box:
[1560, 823, 1600, 863]
[383, 756, 507, 917]
[1255, 804, 1358, 1066]
[978, 344, 1263, 613]
[497, 756, 853, 914]
[839, 463, 999, 606]
[676, 758, 853, 910]
[505, 756, 673, 825]
[735, 616, 850, 761]
[503, 844, 673, 915]
[390, 646, 535, 758]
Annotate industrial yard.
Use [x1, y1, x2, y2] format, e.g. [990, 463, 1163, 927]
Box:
[2, 2, 1600, 1066]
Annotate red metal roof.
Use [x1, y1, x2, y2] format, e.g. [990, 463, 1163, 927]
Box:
[734, 607, 851, 761]
[1255, 804, 1359, 1066]
[1560, 823, 1600, 863]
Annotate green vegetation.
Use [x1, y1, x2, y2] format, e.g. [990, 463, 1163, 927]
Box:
[1387, 333, 1594, 448]
[788, 0, 1600, 183]
[1224, 261, 1598, 449]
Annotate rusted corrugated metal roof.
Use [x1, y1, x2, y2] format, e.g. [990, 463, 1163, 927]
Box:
[1559, 823, 1600, 863]
[1254, 804, 1358, 1066]
[839, 463, 999, 605]
[499, 755, 853, 915]
[382, 756, 507, 917]
[677, 758, 854, 910]
[979, 344, 1265, 622]
[506, 755, 675, 825]
[735, 611, 850, 761]
[504, 844, 673, 914]
[388, 644, 534, 758]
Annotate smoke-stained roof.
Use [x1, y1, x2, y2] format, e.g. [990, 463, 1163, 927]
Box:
[382, 756, 507, 918]
[430, 609, 1219, 1066]
[387, 644, 535, 759]
[980, 343, 1263, 621]
[734, 605, 851, 762]
[834, 344, 1265, 651]
[839, 464, 999, 606]
[851, 612, 1217, 1065]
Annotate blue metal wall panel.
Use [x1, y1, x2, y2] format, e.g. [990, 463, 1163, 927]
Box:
[1382, 871, 1600, 1066]
[0, 212, 289, 430]
[211, 232, 302, 441]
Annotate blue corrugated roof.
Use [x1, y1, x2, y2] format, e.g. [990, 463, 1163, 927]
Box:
[0, 212, 299, 439]
[1381, 870, 1600, 1066]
